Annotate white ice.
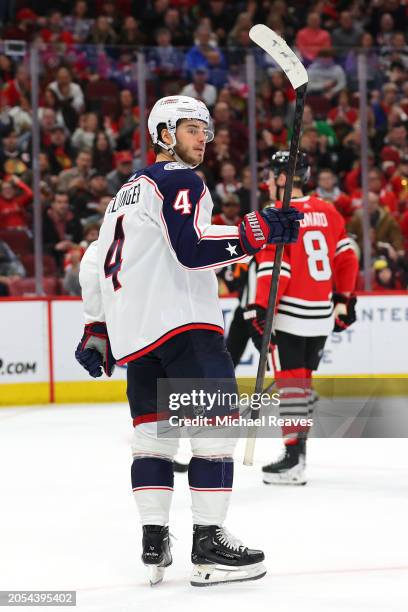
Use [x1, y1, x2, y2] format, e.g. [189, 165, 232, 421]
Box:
[0, 403, 407, 612]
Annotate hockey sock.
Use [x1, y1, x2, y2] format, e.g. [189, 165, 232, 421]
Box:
[131, 457, 174, 525]
[275, 368, 311, 444]
[188, 457, 233, 525]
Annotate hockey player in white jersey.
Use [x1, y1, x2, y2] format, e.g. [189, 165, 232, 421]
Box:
[75, 96, 303, 586]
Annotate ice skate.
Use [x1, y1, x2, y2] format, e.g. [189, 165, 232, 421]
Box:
[142, 525, 172, 586]
[190, 524, 266, 586]
[262, 439, 307, 485]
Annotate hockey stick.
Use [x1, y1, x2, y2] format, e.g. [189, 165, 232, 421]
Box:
[243, 25, 308, 466]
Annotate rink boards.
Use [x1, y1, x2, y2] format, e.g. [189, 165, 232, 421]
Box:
[0, 294, 408, 405]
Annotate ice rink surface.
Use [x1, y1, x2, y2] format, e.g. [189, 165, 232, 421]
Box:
[1, 403, 407, 612]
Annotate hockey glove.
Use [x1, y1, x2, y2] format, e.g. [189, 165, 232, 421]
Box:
[239, 207, 303, 255]
[333, 293, 357, 333]
[244, 304, 276, 352]
[75, 322, 116, 377]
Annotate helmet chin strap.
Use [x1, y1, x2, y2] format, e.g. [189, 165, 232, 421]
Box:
[158, 139, 200, 169]
[172, 149, 200, 169]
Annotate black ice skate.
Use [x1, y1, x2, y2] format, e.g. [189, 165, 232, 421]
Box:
[190, 524, 266, 586]
[262, 439, 307, 485]
[142, 525, 172, 585]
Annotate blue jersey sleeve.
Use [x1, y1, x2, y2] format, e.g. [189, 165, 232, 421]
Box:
[159, 168, 247, 270]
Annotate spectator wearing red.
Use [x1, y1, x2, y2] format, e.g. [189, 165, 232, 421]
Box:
[261, 114, 288, 150]
[327, 90, 359, 126]
[40, 9, 65, 43]
[0, 175, 32, 230]
[212, 194, 242, 226]
[351, 168, 398, 215]
[2, 65, 30, 108]
[2, 8, 36, 41]
[295, 12, 332, 64]
[315, 168, 353, 222]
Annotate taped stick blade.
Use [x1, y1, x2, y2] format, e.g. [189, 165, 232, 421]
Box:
[249, 24, 308, 90]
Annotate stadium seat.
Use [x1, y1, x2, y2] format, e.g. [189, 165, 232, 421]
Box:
[0, 229, 33, 256]
[20, 255, 57, 277]
[8, 277, 61, 296]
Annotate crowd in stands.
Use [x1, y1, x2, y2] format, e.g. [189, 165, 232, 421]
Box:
[0, 0, 408, 295]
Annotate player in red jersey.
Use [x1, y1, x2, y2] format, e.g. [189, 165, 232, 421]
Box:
[245, 151, 359, 485]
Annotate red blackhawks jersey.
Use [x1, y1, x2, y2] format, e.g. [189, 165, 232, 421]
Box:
[255, 195, 359, 337]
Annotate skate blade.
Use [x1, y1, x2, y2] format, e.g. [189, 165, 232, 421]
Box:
[146, 564, 166, 586]
[190, 562, 266, 587]
[262, 463, 306, 486]
[262, 471, 307, 486]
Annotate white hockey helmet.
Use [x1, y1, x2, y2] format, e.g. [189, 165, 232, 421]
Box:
[148, 95, 214, 154]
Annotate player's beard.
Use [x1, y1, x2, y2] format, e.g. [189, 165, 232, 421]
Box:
[174, 143, 204, 167]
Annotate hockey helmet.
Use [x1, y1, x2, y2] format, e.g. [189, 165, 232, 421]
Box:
[270, 150, 311, 184]
[148, 96, 214, 152]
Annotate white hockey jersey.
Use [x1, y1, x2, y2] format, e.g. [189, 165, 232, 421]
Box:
[79, 161, 248, 364]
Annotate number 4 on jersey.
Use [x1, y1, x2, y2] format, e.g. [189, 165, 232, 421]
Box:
[104, 215, 125, 290]
[173, 189, 192, 215]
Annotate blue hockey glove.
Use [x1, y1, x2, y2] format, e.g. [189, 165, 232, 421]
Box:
[75, 322, 115, 377]
[239, 206, 303, 255]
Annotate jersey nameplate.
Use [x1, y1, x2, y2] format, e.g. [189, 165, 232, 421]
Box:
[107, 183, 141, 214]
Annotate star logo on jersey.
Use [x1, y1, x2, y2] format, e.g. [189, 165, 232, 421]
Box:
[226, 242, 238, 257]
